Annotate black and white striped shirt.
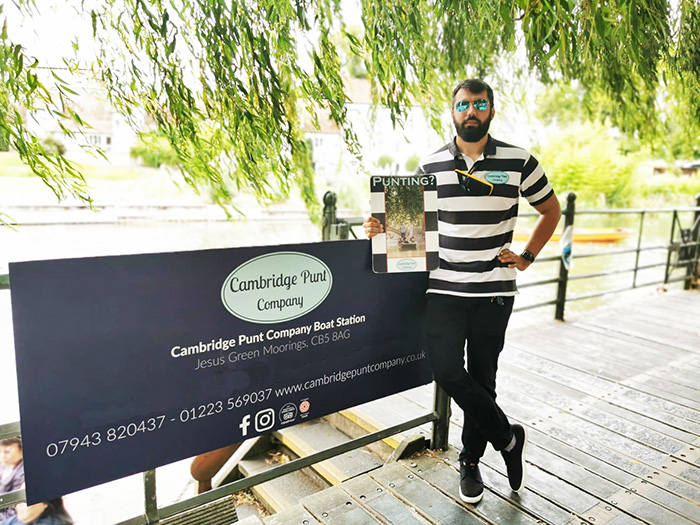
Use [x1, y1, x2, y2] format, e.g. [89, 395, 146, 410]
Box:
[417, 135, 554, 297]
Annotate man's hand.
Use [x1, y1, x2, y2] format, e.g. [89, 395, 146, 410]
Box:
[363, 216, 384, 239]
[498, 249, 531, 271]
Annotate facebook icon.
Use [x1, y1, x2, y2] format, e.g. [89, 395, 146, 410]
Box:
[239, 414, 251, 436]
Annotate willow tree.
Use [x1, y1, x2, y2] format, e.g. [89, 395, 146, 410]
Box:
[1, 0, 698, 219]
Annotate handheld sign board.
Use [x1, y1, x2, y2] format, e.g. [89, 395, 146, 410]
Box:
[370, 175, 439, 273]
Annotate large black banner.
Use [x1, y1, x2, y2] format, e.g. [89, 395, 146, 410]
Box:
[9, 240, 431, 503]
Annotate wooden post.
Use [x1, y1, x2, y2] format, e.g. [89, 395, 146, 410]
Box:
[555, 192, 576, 321]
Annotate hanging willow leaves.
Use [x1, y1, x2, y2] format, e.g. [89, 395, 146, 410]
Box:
[0, 0, 698, 222]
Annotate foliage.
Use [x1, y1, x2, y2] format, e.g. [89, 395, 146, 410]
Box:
[385, 183, 424, 226]
[376, 154, 394, 170]
[640, 173, 700, 206]
[535, 122, 644, 207]
[0, 2, 96, 213]
[0, 0, 698, 223]
[41, 136, 66, 156]
[130, 133, 179, 168]
[537, 82, 700, 162]
[332, 25, 367, 79]
[405, 154, 420, 173]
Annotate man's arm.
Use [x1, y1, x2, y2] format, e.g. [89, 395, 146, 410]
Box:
[499, 193, 561, 270]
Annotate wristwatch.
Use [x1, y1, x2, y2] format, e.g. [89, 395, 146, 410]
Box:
[520, 250, 535, 263]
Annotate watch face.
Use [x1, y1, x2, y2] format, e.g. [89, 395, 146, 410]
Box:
[521, 250, 535, 263]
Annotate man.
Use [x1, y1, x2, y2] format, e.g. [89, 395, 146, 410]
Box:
[1, 438, 25, 521]
[363, 79, 560, 503]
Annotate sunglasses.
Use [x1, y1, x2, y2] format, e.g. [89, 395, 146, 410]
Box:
[455, 99, 489, 112]
[455, 169, 493, 196]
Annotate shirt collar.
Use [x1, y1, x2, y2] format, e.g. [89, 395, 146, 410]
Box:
[448, 134, 497, 159]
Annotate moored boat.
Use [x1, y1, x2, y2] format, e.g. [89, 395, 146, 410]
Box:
[513, 227, 632, 243]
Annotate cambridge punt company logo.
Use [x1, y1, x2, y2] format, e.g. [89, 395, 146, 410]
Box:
[221, 251, 333, 324]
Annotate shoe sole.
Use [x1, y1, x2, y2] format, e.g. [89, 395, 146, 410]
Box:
[459, 487, 483, 504]
[513, 425, 528, 493]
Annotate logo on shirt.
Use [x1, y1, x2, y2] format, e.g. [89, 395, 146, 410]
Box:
[485, 171, 509, 184]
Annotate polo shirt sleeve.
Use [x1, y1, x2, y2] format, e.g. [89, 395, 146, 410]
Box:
[520, 154, 554, 207]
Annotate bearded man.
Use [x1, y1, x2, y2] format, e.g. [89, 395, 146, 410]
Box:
[363, 79, 560, 503]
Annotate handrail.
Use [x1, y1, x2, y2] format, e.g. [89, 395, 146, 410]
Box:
[115, 412, 437, 525]
[322, 190, 700, 320]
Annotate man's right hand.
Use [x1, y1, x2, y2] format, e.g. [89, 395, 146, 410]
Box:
[363, 216, 383, 239]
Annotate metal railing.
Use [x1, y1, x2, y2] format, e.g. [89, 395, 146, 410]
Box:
[322, 190, 700, 321]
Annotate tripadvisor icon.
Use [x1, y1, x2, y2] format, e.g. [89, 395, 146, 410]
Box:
[221, 252, 333, 324]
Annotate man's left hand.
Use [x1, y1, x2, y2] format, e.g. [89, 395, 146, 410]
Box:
[498, 249, 531, 271]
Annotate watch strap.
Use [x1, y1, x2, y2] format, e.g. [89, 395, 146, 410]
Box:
[521, 250, 535, 263]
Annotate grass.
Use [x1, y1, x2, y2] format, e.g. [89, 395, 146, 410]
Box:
[0, 151, 157, 181]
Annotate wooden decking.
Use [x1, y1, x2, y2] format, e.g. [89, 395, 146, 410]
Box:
[242, 289, 700, 524]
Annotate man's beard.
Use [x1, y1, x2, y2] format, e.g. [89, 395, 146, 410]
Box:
[455, 115, 491, 142]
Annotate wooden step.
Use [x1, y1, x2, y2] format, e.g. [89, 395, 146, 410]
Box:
[299, 485, 382, 523]
[262, 504, 320, 524]
[273, 418, 384, 485]
[238, 452, 329, 515]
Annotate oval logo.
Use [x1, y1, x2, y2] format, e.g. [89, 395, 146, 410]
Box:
[396, 259, 418, 271]
[485, 171, 509, 184]
[221, 252, 333, 324]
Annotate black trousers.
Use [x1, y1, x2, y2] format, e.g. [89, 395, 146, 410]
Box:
[425, 293, 514, 463]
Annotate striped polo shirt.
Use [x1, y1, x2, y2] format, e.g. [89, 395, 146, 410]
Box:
[417, 135, 554, 297]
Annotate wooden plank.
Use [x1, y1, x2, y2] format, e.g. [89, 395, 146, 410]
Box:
[263, 504, 320, 525]
[238, 456, 328, 514]
[510, 325, 700, 391]
[589, 306, 700, 341]
[404, 453, 564, 525]
[497, 363, 697, 453]
[575, 317, 700, 354]
[434, 444, 603, 523]
[499, 408, 700, 503]
[274, 419, 383, 484]
[503, 345, 700, 441]
[445, 412, 699, 525]
[341, 474, 430, 524]
[441, 387, 700, 507]
[299, 485, 382, 524]
[370, 462, 487, 524]
[498, 363, 694, 454]
[523, 442, 700, 524]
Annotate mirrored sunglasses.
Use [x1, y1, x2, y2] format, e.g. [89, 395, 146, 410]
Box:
[455, 99, 489, 112]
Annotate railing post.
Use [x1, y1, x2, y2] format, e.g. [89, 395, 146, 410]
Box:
[431, 383, 451, 450]
[665, 210, 678, 284]
[322, 191, 337, 241]
[633, 211, 646, 288]
[555, 192, 576, 321]
[321, 191, 349, 240]
[685, 193, 700, 290]
[144, 469, 159, 523]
